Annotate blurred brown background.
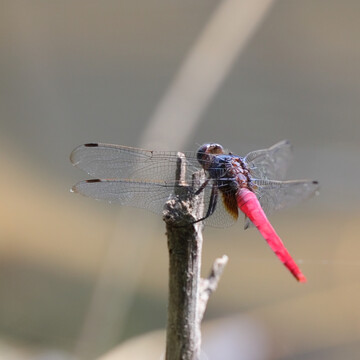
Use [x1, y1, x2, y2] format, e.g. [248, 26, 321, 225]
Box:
[1, 1, 360, 359]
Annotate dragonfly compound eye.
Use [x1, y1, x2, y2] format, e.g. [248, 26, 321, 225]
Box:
[197, 143, 225, 169]
[197, 144, 211, 168]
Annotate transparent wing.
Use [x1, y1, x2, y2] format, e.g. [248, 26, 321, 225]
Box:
[70, 143, 238, 227]
[72, 178, 238, 228]
[72, 179, 178, 215]
[244, 179, 319, 229]
[70, 143, 200, 183]
[254, 179, 318, 217]
[244, 140, 293, 181]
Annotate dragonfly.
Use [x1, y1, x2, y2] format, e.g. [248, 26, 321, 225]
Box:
[70, 140, 319, 282]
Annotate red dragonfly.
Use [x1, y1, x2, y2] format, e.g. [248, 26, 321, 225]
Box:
[71, 140, 318, 282]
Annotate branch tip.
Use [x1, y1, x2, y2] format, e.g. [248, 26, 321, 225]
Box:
[198, 255, 228, 321]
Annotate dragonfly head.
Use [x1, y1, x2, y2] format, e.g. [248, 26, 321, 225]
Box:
[197, 143, 225, 170]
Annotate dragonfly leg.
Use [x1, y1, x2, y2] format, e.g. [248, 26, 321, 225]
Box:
[193, 184, 218, 224]
[194, 178, 210, 196]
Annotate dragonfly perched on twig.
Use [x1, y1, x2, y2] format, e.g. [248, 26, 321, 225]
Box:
[71, 140, 318, 282]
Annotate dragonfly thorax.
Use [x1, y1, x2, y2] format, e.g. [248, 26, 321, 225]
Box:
[205, 154, 252, 193]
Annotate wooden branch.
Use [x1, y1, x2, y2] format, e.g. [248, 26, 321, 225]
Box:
[199, 255, 229, 322]
[163, 153, 228, 360]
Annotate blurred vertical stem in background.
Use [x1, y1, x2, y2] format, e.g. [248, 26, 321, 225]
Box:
[141, 0, 276, 151]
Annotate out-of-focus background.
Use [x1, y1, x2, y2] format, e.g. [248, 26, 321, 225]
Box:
[1, 1, 360, 359]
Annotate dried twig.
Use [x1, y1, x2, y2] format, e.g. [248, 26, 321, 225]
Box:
[198, 255, 229, 322]
[163, 153, 228, 360]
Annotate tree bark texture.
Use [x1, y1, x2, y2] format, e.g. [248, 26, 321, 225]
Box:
[163, 153, 228, 360]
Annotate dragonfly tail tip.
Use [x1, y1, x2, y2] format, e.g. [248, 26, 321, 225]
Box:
[297, 274, 307, 283]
